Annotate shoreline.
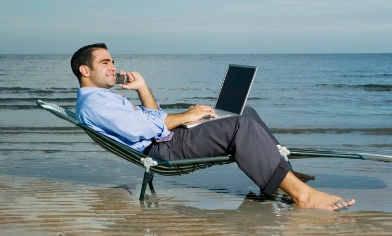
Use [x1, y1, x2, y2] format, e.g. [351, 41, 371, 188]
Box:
[1, 174, 392, 235]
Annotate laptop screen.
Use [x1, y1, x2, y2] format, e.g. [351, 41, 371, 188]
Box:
[215, 64, 257, 114]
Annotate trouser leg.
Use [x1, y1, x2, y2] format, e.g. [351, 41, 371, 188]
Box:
[241, 106, 279, 144]
[242, 106, 293, 171]
[149, 116, 290, 195]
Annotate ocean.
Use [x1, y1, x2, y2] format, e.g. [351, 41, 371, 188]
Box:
[1, 54, 391, 152]
[1, 54, 392, 234]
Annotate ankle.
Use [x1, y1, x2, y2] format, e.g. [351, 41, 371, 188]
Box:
[291, 188, 313, 206]
[279, 171, 313, 204]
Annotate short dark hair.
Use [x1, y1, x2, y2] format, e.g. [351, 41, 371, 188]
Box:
[70, 43, 108, 82]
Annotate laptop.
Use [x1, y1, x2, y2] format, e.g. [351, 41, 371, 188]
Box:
[182, 64, 258, 128]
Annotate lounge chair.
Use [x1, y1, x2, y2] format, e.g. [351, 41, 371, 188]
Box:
[36, 100, 367, 201]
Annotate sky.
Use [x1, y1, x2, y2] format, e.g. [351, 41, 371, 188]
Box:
[0, 0, 391, 54]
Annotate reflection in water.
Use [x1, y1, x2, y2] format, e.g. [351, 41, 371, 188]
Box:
[308, 174, 387, 189]
[1, 175, 392, 235]
[138, 190, 392, 235]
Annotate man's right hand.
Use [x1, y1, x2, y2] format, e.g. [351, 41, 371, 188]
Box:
[165, 104, 217, 130]
[184, 104, 218, 121]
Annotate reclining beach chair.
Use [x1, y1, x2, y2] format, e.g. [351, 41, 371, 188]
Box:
[36, 100, 368, 201]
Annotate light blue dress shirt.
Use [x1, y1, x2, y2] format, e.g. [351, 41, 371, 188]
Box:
[76, 87, 170, 152]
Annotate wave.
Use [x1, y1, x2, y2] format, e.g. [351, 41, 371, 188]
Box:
[0, 148, 102, 154]
[271, 128, 392, 135]
[0, 97, 76, 103]
[183, 97, 216, 100]
[248, 97, 266, 101]
[317, 84, 392, 92]
[0, 87, 78, 95]
[0, 99, 75, 110]
[160, 103, 195, 109]
[0, 127, 81, 133]
[361, 84, 392, 92]
[339, 73, 392, 79]
[0, 98, 76, 110]
[181, 96, 265, 101]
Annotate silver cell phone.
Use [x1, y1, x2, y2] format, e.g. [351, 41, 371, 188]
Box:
[115, 73, 128, 84]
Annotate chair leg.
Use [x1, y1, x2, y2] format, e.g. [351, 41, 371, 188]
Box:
[148, 175, 156, 194]
[140, 157, 158, 201]
[140, 171, 154, 201]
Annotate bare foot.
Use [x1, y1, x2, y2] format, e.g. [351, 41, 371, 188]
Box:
[294, 189, 356, 211]
[280, 171, 356, 211]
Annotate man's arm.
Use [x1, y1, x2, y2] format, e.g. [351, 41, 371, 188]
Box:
[118, 71, 158, 110]
[118, 70, 217, 130]
[136, 84, 159, 110]
[165, 104, 217, 130]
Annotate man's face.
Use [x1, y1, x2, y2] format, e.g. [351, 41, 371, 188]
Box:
[89, 48, 116, 88]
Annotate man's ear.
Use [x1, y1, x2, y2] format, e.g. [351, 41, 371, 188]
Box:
[79, 65, 90, 78]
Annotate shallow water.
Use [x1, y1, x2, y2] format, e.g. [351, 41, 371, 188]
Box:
[0, 54, 392, 234]
[1, 158, 392, 235]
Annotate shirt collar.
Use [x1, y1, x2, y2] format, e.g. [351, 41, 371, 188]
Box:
[77, 87, 111, 98]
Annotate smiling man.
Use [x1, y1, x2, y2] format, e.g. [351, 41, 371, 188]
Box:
[71, 43, 355, 211]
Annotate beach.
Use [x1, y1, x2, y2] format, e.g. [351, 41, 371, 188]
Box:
[1, 53, 392, 235]
[1, 157, 392, 235]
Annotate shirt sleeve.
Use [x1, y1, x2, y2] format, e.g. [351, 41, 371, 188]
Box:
[80, 92, 171, 144]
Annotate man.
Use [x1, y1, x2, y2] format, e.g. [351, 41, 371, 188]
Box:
[71, 43, 355, 211]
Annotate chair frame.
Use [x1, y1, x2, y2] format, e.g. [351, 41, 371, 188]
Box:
[36, 100, 365, 201]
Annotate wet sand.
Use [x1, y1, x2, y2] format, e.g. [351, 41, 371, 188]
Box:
[1, 157, 392, 235]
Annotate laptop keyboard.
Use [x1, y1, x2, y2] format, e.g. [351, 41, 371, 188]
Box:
[202, 110, 234, 120]
[183, 109, 237, 128]
[215, 110, 235, 118]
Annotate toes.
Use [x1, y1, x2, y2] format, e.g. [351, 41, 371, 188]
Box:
[331, 198, 355, 211]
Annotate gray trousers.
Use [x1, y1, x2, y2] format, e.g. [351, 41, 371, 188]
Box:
[146, 107, 290, 195]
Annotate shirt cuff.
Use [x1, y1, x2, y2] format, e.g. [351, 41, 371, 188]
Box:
[141, 103, 163, 112]
[155, 131, 174, 143]
[141, 104, 171, 141]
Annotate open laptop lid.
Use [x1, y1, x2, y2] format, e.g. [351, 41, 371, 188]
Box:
[214, 64, 258, 115]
